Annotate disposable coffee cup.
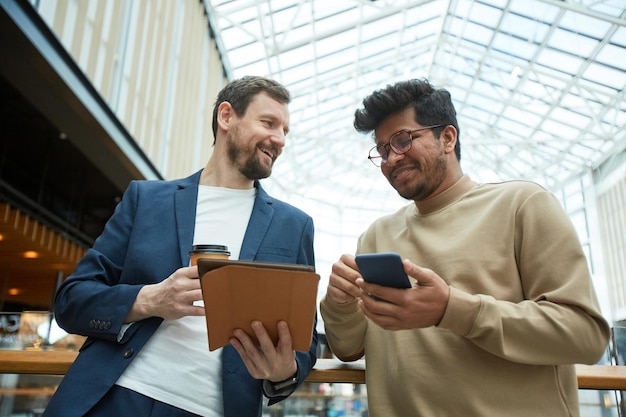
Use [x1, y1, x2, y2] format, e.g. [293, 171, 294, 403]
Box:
[189, 244, 230, 265]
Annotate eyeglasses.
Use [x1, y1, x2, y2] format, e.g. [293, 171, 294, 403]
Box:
[367, 124, 445, 167]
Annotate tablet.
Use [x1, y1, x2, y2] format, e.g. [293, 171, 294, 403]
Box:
[197, 258, 315, 277]
[197, 258, 319, 351]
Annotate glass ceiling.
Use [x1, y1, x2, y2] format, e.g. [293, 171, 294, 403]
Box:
[202, 0, 626, 285]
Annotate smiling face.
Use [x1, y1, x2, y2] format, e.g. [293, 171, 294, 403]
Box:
[375, 107, 455, 201]
[225, 92, 290, 181]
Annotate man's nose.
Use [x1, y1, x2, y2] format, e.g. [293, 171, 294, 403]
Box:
[271, 131, 286, 148]
[385, 149, 405, 166]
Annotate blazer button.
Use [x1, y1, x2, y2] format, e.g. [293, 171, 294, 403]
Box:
[123, 348, 134, 358]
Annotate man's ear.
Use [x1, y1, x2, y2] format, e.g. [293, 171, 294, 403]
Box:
[217, 101, 234, 131]
[441, 125, 457, 154]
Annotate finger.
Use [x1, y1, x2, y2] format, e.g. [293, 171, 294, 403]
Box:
[229, 335, 262, 378]
[184, 288, 204, 304]
[358, 299, 403, 330]
[356, 278, 388, 300]
[251, 321, 276, 354]
[339, 253, 358, 270]
[359, 290, 397, 313]
[332, 256, 361, 284]
[182, 265, 200, 278]
[276, 321, 293, 351]
[233, 327, 260, 354]
[180, 305, 206, 317]
[328, 273, 361, 300]
[402, 260, 430, 285]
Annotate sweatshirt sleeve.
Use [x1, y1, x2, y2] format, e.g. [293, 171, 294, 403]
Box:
[438, 190, 610, 365]
[319, 296, 367, 361]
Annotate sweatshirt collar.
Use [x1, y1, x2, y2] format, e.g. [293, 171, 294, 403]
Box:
[413, 174, 476, 215]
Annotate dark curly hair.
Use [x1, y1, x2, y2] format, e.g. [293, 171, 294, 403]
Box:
[212, 76, 291, 144]
[354, 78, 461, 161]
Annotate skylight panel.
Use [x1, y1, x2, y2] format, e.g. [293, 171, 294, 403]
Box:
[530, 67, 570, 92]
[315, 29, 358, 56]
[595, 43, 626, 70]
[612, 26, 626, 48]
[216, 4, 257, 24]
[232, 60, 270, 78]
[227, 44, 267, 68]
[280, 63, 316, 86]
[548, 28, 599, 58]
[461, 20, 496, 45]
[583, 62, 626, 91]
[467, 1, 503, 28]
[448, 47, 482, 69]
[275, 22, 314, 45]
[587, 1, 625, 18]
[472, 77, 510, 101]
[463, 104, 499, 127]
[218, 25, 257, 50]
[569, 141, 600, 161]
[502, 105, 543, 129]
[266, 2, 303, 34]
[559, 11, 611, 39]
[492, 34, 537, 60]
[312, 3, 356, 22]
[500, 12, 550, 42]
[551, 106, 592, 130]
[445, 73, 474, 90]
[466, 93, 503, 114]
[535, 48, 583, 76]
[560, 92, 594, 117]
[541, 117, 583, 140]
[507, 0, 560, 22]
[359, 38, 399, 61]
[277, 43, 315, 69]
[497, 116, 534, 139]
[360, 14, 405, 42]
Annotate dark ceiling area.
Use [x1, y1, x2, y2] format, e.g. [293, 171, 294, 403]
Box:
[0, 73, 121, 310]
[0, 0, 164, 311]
[0, 74, 121, 246]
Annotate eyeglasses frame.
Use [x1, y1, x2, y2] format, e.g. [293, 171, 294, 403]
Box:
[367, 124, 446, 167]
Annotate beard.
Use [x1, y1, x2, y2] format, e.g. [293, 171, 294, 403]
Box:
[394, 153, 448, 201]
[226, 128, 273, 181]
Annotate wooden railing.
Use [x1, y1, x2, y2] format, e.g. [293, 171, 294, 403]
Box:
[1, 350, 626, 390]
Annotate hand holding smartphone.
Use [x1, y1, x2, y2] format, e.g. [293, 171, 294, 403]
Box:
[354, 252, 411, 289]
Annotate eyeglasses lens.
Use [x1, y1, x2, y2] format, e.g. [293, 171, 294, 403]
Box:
[391, 131, 413, 152]
[375, 145, 388, 161]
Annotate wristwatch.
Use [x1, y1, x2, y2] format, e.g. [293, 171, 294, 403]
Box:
[271, 374, 298, 391]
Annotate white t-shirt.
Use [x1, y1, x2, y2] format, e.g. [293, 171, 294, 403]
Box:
[116, 185, 255, 416]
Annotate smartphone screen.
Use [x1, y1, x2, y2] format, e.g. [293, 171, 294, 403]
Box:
[354, 252, 411, 289]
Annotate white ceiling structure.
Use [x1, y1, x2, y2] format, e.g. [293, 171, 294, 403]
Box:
[202, 0, 626, 281]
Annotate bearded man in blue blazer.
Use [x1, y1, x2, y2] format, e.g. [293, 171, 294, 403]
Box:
[43, 76, 317, 417]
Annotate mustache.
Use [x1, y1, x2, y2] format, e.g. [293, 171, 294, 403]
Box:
[388, 162, 420, 178]
[260, 143, 281, 161]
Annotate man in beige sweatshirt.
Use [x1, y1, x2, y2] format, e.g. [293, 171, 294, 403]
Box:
[320, 78, 609, 417]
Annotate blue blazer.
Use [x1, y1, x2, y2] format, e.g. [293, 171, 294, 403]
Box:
[43, 170, 317, 417]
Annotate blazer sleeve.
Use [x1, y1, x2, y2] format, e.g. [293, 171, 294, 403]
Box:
[53, 180, 146, 342]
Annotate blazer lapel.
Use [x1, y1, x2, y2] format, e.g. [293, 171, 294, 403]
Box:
[238, 181, 274, 261]
[174, 171, 202, 266]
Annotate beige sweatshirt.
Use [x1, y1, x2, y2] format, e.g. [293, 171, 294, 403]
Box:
[320, 175, 609, 417]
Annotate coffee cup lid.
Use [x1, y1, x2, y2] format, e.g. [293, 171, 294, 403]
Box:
[190, 244, 230, 254]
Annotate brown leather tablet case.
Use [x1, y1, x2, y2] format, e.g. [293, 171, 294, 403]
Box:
[198, 259, 319, 352]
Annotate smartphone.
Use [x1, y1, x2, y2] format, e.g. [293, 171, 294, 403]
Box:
[354, 252, 411, 289]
